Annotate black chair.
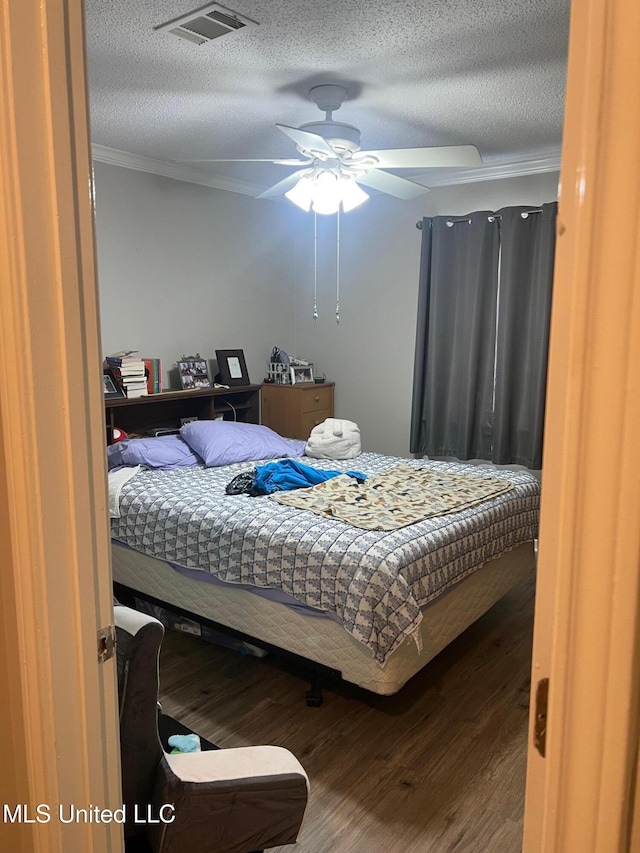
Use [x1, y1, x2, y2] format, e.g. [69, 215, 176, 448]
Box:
[115, 605, 309, 853]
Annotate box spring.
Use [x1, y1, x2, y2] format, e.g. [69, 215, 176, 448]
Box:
[111, 541, 534, 695]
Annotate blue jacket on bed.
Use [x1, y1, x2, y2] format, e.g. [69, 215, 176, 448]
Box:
[252, 458, 366, 495]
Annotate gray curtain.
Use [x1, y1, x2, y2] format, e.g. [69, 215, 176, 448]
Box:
[492, 202, 557, 468]
[410, 212, 500, 459]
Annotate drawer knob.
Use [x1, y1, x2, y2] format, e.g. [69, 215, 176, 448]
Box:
[314, 395, 320, 402]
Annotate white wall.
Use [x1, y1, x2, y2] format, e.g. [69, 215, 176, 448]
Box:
[94, 161, 298, 389]
[94, 162, 559, 456]
[291, 171, 560, 456]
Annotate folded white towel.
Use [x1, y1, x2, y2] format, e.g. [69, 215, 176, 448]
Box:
[305, 418, 361, 460]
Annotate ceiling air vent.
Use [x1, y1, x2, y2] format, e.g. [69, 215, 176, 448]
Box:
[154, 3, 258, 46]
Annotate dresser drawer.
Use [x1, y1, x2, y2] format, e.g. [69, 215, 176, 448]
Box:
[299, 386, 333, 413]
[301, 409, 332, 436]
[261, 381, 335, 441]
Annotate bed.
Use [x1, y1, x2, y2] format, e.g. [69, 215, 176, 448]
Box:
[109, 436, 540, 702]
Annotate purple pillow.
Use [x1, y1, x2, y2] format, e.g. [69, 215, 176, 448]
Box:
[179, 420, 307, 467]
[107, 435, 202, 470]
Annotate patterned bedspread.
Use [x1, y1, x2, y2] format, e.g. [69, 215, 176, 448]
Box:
[111, 453, 540, 663]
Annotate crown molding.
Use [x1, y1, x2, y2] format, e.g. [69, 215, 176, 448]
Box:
[91, 144, 263, 196]
[421, 153, 561, 187]
[92, 143, 561, 195]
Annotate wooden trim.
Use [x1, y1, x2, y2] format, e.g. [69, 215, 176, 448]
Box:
[523, 0, 640, 849]
[630, 755, 640, 852]
[0, 1, 123, 850]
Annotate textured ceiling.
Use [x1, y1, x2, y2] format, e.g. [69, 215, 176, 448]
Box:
[85, 0, 570, 190]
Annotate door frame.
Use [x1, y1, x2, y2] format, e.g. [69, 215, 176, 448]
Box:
[523, 0, 640, 849]
[0, 1, 122, 850]
[2, 0, 640, 850]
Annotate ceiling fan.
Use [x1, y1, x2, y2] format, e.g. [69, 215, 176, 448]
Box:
[183, 84, 483, 214]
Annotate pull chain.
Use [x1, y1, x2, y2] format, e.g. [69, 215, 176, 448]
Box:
[313, 211, 318, 321]
[336, 208, 340, 324]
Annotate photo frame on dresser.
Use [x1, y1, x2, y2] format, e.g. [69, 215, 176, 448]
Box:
[215, 349, 250, 386]
[177, 356, 211, 390]
[103, 367, 125, 398]
[290, 365, 315, 384]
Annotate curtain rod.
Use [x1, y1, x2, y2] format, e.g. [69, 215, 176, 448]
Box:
[415, 208, 544, 229]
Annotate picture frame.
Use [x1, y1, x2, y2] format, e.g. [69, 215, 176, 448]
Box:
[177, 356, 211, 390]
[103, 367, 125, 398]
[290, 365, 315, 385]
[215, 349, 250, 386]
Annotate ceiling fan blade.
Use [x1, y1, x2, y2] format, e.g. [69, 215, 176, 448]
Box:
[276, 124, 336, 158]
[356, 145, 482, 170]
[174, 158, 310, 165]
[256, 169, 310, 200]
[355, 170, 429, 200]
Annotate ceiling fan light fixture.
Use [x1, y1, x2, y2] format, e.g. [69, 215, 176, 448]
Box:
[310, 171, 342, 215]
[340, 177, 369, 212]
[285, 169, 369, 215]
[284, 175, 313, 211]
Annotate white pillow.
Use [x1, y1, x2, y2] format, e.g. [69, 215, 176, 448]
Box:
[305, 418, 361, 460]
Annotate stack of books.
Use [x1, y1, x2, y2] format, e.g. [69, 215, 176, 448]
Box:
[105, 351, 148, 398]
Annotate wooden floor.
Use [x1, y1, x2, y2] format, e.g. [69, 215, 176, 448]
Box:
[158, 573, 535, 853]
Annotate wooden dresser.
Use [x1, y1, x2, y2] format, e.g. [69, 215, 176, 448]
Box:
[261, 382, 334, 440]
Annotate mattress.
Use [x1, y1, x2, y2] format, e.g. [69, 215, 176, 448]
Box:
[111, 540, 535, 695]
[110, 453, 540, 664]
